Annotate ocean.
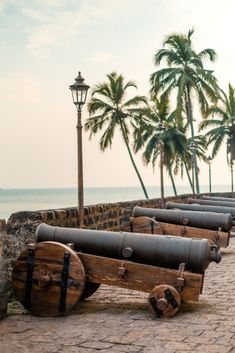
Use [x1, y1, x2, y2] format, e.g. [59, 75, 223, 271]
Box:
[0, 184, 231, 220]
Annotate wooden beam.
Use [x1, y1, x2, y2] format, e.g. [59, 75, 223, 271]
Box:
[78, 252, 202, 302]
[159, 222, 229, 248]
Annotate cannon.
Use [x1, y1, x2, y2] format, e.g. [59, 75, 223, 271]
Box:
[202, 195, 235, 203]
[188, 197, 235, 209]
[166, 201, 235, 218]
[35, 223, 220, 273]
[123, 215, 230, 248]
[12, 223, 222, 319]
[132, 206, 233, 232]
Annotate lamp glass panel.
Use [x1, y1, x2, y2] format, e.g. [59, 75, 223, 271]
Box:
[71, 85, 89, 105]
[71, 90, 78, 104]
[80, 90, 85, 103]
[81, 88, 89, 103]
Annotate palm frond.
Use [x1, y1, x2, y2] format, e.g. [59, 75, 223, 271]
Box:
[198, 48, 217, 62]
[99, 120, 116, 150]
[122, 95, 147, 109]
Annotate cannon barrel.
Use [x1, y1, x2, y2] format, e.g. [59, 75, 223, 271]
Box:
[166, 201, 235, 218]
[202, 195, 235, 203]
[35, 223, 221, 274]
[188, 198, 235, 209]
[132, 206, 232, 231]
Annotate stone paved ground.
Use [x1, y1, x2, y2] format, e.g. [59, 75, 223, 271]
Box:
[1, 238, 235, 353]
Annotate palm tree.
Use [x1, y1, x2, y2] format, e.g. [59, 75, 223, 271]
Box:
[168, 124, 208, 194]
[84, 72, 149, 199]
[150, 29, 220, 193]
[199, 83, 235, 165]
[188, 134, 209, 193]
[132, 96, 187, 196]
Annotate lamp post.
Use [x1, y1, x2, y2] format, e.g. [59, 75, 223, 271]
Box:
[156, 122, 165, 208]
[189, 141, 196, 196]
[231, 160, 234, 193]
[69, 71, 90, 227]
[207, 155, 212, 195]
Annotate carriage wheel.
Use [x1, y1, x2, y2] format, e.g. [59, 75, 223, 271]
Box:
[129, 216, 163, 235]
[148, 284, 181, 318]
[80, 282, 101, 300]
[12, 241, 85, 316]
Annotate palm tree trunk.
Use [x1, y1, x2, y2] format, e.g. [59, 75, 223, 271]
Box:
[185, 86, 200, 194]
[183, 160, 194, 193]
[120, 121, 149, 199]
[169, 169, 177, 196]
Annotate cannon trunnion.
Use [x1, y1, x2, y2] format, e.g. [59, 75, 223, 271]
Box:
[12, 223, 222, 319]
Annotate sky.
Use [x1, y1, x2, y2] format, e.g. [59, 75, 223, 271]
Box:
[0, 0, 234, 190]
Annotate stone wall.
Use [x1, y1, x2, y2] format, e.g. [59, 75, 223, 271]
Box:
[5, 194, 192, 266]
[0, 220, 7, 320]
[1, 191, 234, 320]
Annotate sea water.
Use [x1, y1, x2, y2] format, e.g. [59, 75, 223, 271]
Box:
[0, 185, 231, 220]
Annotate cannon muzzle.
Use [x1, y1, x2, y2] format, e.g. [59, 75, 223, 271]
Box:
[166, 201, 235, 218]
[36, 223, 221, 274]
[132, 206, 232, 231]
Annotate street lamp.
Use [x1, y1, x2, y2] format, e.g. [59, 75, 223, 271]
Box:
[207, 155, 212, 195]
[156, 122, 165, 208]
[189, 141, 196, 196]
[69, 71, 90, 227]
[230, 160, 234, 193]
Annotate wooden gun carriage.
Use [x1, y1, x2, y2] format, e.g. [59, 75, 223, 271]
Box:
[12, 223, 221, 319]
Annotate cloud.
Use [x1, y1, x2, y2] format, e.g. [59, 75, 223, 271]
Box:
[22, 3, 102, 57]
[0, 72, 40, 103]
[0, 0, 5, 14]
[2, 0, 151, 57]
[89, 51, 114, 63]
